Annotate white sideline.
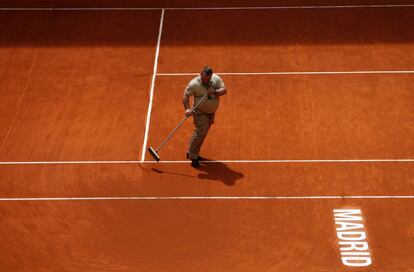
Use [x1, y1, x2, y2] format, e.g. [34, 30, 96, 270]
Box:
[1, 159, 414, 165]
[1, 5, 414, 11]
[0, 195, 413, 201]
[157, 70, 414, 76]
[140, 9, 164, 162]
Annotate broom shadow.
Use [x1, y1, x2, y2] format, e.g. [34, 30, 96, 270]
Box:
[150, 167, 196, 179]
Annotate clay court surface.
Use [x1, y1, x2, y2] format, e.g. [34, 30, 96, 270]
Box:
[0, 1, 414, 271]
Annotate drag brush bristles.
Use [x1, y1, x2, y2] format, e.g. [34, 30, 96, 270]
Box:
[148, 147, 160, 162]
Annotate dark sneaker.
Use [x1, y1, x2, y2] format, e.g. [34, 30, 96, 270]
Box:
[197, 155, 206, 161]
[191, 159, 200, 167]
[186, 152, 206, 161]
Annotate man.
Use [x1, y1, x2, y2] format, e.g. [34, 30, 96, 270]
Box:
[183, 66, 227, 167]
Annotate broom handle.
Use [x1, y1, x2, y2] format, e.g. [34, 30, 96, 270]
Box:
[156, 94, 208, 152]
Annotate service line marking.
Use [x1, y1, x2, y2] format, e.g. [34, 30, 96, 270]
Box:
[157, 70, 414, 76]
[0, 196, 414, 202]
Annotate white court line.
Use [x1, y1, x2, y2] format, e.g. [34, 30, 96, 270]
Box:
[1, 5, 414, 11]
[157, 70, 414, 76]
[166, 5, 414, 10]
[0, 7, 162, 11]
[0, 196, 413, 201]
[1, 159, 414, 165]
[140, 9, 165, 162]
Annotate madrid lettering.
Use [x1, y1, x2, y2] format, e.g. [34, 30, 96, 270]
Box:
[333, 209, 372, 267]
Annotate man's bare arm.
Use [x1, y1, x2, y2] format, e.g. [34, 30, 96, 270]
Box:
[183, 92, 192, 116]
[214, 87, 227, 96]
[207, 85, 227, 96]
[183, 92, 190, 109]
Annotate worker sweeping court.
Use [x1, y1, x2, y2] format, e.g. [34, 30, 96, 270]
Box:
[183, 66, 227, 167]
[148, 66, 227, 167]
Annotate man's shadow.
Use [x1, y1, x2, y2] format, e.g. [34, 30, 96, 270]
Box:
[196, 160, 244, 186]
[150, 159, 244, 186]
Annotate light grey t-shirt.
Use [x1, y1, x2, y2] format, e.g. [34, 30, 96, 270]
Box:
[184, 74, 225, 114]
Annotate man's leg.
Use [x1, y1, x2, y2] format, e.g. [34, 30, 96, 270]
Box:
[188, 111, 212, 161]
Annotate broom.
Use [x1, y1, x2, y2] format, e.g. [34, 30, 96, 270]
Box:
[147, 94, 208, 162]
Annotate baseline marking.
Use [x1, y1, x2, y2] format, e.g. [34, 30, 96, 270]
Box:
[140, 8, 165, 162]
[1, 5, 414, 11]
[0, 196, 413, 201]
[1, 159, 414, 165]
[166, 5, 414, 10]
[157, 70, 414, 76]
